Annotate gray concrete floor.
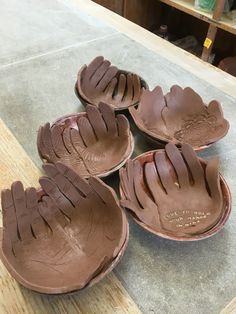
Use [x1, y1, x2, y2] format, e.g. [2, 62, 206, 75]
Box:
[0, 0, 236, 313]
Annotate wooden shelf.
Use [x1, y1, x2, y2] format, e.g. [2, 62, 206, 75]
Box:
[159, 0, 236, 35]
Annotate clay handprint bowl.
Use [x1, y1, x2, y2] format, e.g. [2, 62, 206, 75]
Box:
[119, 143, 231, 241]
[37, 102, 134, 178]
[75, 56, 148, 111]
[0, 163, 128, 294]
[129, 85, 229, 151]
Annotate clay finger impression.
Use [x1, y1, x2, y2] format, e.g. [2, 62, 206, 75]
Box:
[119, 143, 231, 241]
[37, 103, 134, 178]
[76, 56, 148, 110]
[129, 84, 229, 150]
[0, 163, 128, 294]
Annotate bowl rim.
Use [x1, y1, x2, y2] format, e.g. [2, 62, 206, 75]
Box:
[0, 186, 129, 294]
[40, 111, 135, 179]
[119, 149, 232, 242]
[75, 69, 149, 111]
[128, 101, 229, 151]
[134, 126, 214, 152]
[85, 219, 129, 290]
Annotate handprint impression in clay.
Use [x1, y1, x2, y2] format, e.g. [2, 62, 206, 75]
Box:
[37, 102, 132, 177]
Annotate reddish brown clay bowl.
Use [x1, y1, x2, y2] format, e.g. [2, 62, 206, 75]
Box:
[37, 103, 134, 178]
[129, 85, 229, 151]
[0, 163, 129, 294]
[119, 143, 231, 241]
[75, 56, 148, 111]
[218, 56, 236, 77]
[85, 225, 129, 290]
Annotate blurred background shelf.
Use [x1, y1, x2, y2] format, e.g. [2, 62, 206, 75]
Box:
[159, 0, 236, 35]
[93, 0, 236, 71]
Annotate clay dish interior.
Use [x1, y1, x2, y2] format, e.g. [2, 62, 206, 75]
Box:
[119, 143, 231, 241]
[129, 85, 229, 151]
[0, 163, 128, 294]
[37, 102, 134, 178]
[75, 56, 148, 111]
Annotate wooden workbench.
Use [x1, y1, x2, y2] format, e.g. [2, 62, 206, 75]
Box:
[0, 1, 236, 313]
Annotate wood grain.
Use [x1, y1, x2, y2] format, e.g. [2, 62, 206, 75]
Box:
[0, 118, 141, 314]
[220, 297, 236, 314]
[123, 0, 161, 31]
[201, 0, 225, 61]
[92, 0, 124, 15]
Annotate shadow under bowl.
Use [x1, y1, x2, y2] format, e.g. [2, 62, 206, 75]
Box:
[136, 128, 214, 152]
